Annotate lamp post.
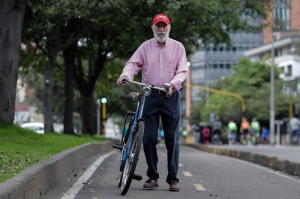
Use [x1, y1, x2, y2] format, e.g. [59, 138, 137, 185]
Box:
[270, 31, 275, 145]
[101, 97, 107, 135]
[97, 99, 101, 135]
[206, 64, 209, 104]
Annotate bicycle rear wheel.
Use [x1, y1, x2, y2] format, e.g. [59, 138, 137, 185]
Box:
[120, 120, 144, 195]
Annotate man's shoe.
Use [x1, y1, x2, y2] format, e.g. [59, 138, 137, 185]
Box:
[143, 178, 159, 189]
[169, 181, 180, 191]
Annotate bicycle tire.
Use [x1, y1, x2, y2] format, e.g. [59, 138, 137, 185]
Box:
[120, 120, 144, 195]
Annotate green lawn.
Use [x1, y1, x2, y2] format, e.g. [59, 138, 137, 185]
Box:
[0, 124, 109, 183]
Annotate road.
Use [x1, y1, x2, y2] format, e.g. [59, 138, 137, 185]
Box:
[42, 145, 300, 199]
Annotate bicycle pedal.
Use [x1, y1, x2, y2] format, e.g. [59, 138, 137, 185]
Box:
[112, 143, 123, 151]
[133, 174, 143, 181]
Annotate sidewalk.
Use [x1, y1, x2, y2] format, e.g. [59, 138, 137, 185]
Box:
[185, 143, 300, 178]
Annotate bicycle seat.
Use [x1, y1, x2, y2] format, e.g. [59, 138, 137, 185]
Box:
[130, 92, 140, 99]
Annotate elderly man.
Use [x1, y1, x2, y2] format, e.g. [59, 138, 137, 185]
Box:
[117, 14, 188, 191]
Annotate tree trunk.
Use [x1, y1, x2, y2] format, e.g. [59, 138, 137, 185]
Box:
[74, 35, 107, 134]
[80, 91, 95, 134]
[0, 0, 27, 123]
[43, 16, 61, 133]
[62, 45, 75, 134]
[44, 57, 55, 132]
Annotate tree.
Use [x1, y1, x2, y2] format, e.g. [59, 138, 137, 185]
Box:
[0, 0, 27, 123]
[22, 1, 93, 132]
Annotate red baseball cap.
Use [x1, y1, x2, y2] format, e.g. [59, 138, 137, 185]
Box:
[152, 14, 170, 25]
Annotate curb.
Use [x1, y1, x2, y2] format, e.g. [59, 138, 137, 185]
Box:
[185, 144, 300, 178]
[0, 139, 116, 199]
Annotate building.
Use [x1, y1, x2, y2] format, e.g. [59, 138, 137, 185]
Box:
[189, 32, 263, 105]
[14, 103, 30, 124]
[245, 31, 300, 93]
[263, 0, 300, 44]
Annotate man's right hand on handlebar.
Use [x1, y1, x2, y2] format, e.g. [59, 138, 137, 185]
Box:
[117, 76, 129, 86]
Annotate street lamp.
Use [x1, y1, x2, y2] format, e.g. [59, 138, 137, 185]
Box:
[270, 31, 275, 145]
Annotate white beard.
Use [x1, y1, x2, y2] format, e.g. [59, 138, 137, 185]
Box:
[153, 31, 169, 43]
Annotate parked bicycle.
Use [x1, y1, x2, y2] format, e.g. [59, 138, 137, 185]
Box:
[112, 78, 171, 195]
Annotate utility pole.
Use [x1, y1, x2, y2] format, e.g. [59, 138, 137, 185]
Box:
[270, 31, 275, 145]
[97, 99, 101, 135]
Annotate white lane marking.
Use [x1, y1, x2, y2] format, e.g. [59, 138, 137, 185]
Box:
[193, 184, 206, 191]
[235, 158, 300, 183]
[61, 151, 115, 199]
[179, 163, 183, 167]
[183, 171, 193, 176]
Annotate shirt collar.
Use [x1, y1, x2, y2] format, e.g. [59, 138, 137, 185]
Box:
[154, 38, 169, 47]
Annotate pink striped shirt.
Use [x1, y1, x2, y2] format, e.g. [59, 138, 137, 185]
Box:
[120, 38, 188, 91]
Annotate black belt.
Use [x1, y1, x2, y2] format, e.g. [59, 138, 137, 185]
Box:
[151, 89, 165, 94]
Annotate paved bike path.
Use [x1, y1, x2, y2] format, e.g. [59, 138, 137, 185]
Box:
[1, 141, 299, 199]
[185, 143, 300, 178]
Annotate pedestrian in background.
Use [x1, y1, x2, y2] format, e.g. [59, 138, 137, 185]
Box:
[158, 128, 165, 145]
[240, 118, 250, 145]
[288, 114, 300, 145]
[117, 13, 188, 191]
[261, 126, 270, 144]
[250, 118, 261, 145]
[181, 128, 188, 143]
[202, 126, 211, 144]
[227, 120, 237, 145]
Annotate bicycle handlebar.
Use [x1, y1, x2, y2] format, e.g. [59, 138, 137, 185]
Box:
[122, 78, 169, 93]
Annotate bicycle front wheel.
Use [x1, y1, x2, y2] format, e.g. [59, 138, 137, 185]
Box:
[120, 120, 144, 195]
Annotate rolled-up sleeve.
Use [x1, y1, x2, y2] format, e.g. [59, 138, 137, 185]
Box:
[170, 45, 188, 91]
[120, 48, 143, 80]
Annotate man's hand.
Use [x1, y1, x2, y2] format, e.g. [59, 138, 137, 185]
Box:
[166, 83, 174, 98]
[117, 76, 129, 86]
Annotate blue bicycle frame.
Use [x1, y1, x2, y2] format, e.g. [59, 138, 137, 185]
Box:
[120, 95, 145, 171]
[112, 78, 171, 195]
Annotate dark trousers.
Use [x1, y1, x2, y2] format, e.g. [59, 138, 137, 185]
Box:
[142, 91, 180, 184]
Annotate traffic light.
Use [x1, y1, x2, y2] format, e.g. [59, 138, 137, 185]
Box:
[101, 97, 107, 104]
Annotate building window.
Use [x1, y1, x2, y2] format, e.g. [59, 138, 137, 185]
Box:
[287, 65, 292, 76]
[219, 46, 224, 52]
[220, 64, 224, 70]
[233, 46, 237, 52]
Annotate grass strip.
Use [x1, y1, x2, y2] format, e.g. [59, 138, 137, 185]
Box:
[0, 124, 108, 183]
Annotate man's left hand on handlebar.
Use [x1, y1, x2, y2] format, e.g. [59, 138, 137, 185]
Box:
[166, 84, 174, 98]
[117, 76, 129, 86]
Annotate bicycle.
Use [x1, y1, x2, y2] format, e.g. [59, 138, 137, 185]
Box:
[112, 78, 171, 195]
